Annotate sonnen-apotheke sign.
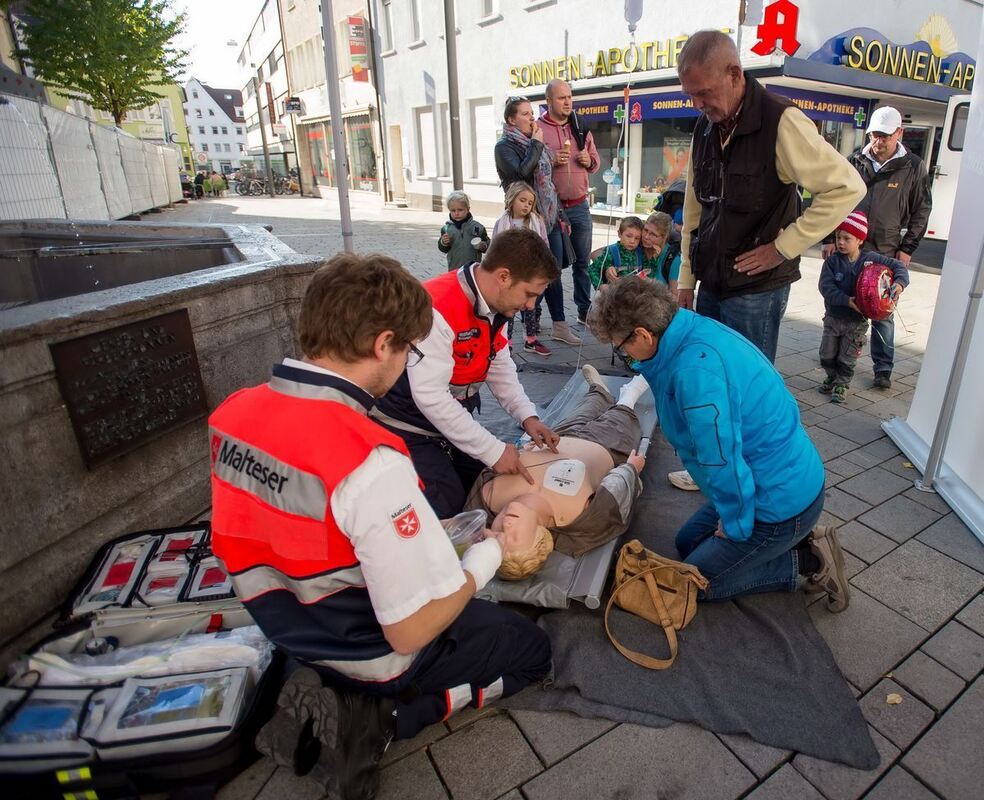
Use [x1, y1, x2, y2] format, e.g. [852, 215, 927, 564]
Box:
[841, 33, 975, 90]
[508, 33, 709, 89]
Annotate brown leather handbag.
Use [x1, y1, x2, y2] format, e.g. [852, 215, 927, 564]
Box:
[604, 539, 709, 669]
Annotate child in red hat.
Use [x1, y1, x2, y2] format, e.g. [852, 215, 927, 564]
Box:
[817, 211, 909, 403]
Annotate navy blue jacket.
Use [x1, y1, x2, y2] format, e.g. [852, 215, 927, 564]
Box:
[819, 250, 910, 321]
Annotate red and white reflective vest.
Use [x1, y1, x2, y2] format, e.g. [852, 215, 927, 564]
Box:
[209, 365, 417, 683]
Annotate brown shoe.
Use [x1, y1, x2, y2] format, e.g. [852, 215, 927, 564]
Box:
[806, 525, 850, 612]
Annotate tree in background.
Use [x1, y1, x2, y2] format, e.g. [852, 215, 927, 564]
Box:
[4, 0, 187, 125]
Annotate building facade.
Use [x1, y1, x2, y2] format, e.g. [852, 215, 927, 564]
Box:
[368, 0, 980, 229]
[237, 0, 297, 177]
[184, 78, 247, 174]
[280, 0, 383, 198]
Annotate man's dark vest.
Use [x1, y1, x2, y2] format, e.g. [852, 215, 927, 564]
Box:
[689, 75, 802, 298]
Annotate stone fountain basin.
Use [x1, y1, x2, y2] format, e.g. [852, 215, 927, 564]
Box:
[0, 219, 322, 654]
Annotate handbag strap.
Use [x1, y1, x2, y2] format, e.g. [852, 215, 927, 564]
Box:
[604, 565, 680, 670]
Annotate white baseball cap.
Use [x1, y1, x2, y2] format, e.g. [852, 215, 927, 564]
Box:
[867, 106, 903, 135]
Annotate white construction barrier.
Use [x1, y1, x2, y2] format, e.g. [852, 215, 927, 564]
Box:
[0, 92, 184, 222]
[0, 94, 65, 219]
[42, 105, 109, 220]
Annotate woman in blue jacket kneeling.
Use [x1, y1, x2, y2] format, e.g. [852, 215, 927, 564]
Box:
[588, 279, 849, 611]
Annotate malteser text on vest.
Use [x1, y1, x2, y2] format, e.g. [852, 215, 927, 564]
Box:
[216, 439, 290, 493]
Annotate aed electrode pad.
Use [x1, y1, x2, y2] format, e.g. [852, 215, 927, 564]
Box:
[543, 459, 586, 496]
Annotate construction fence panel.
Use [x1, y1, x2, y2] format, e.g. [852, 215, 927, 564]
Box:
[119, 135, 153, 214]
[0, 94, 65, 220]
[162, 145, 182, 203]
[42, 104, 110, 220]
[89, 123, 133, 220]
[145, 141, 169, 209]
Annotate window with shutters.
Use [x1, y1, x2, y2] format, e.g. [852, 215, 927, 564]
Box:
[470, 98, 496, 180]
[415, 106, 436, 177]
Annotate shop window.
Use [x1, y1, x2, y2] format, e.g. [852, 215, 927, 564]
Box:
[949, 103, 969, 151]
[305, 121, 334, 187]
[469, 98, 496, 180]
[345, 115, 378, 191]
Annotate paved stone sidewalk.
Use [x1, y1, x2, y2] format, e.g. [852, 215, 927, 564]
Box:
[166, 194, 982, 800]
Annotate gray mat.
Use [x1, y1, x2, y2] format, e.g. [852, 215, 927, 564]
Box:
[489, 378, 878, 769]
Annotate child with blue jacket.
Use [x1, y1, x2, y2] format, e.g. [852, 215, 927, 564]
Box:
[818, 211, 909, 403]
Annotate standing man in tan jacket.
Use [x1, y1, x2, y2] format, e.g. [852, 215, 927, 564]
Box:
[668, 30, 865, 492]
[539, 79, 601, 327]
[676, 31, 865, 363]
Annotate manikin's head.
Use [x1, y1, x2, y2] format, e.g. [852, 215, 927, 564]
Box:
[491, 497, 555, 580]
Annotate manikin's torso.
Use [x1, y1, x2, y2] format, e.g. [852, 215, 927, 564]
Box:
[481, 436, 614, 526]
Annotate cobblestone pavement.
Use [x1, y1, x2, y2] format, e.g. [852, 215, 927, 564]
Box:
[166, 194, 982, 800]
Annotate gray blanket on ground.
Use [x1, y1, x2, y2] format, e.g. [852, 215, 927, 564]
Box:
[494, 369, 878, 770]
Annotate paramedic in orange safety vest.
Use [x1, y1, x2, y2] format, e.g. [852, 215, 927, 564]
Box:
[373, 226, 563, 519]
[209, 254, 552, 798]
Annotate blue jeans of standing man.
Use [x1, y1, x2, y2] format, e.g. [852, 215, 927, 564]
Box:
[548, 199, 594, 320]
[695, 284, 791, 364]
[870, 314, 894, 376]
[676, 489, 824, 600]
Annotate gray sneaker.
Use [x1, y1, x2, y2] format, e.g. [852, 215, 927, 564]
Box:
[551, 321, 582, 345]
[806, 526, 850, 612]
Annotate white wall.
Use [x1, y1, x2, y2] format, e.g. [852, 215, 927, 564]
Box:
[184, 78, 248, 171]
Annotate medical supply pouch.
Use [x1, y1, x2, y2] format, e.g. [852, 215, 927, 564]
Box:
[0, 524, 282, 798]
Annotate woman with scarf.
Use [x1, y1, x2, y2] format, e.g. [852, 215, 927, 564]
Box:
[494, 97, 580, 353]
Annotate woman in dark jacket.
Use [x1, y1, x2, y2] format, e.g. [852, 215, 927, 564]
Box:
[493, 98, 579, 350]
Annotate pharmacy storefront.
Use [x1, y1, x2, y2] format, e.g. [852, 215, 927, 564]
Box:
[374, 0, 978, 231]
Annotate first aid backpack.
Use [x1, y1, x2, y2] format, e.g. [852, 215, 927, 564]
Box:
[0, 523, 283, 799]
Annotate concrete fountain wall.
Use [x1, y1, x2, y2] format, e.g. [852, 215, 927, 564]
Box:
[0, 220, 320, 650]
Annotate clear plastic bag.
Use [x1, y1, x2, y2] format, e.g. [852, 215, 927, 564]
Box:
[441, 510, 488, 556]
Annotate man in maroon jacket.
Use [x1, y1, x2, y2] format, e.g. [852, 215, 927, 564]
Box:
[539, 79, 601, 325]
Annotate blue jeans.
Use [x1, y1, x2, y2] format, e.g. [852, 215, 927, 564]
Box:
[549, 199, 594, 319]
[695, 284, 790, 364]
[870, 314, 894, 376]
[675, 489, 824, 600]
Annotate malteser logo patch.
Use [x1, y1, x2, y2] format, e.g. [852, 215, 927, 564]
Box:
[210, 434, 222, 466]
[392, 504, 421, 539]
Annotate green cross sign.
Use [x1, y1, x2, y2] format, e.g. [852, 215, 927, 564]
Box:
[613, 104, 626, 124]
[854, 107, 867, 128]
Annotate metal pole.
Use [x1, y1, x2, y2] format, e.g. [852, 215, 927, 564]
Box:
[320, 0, 355, 252]
[443, 0, 463, 190]
[915, 241, 984, 492]
[253, 71, 276, 198]
[365, 0, 390, 202]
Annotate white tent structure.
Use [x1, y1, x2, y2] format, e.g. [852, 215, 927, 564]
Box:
[884, 24, 984, 546]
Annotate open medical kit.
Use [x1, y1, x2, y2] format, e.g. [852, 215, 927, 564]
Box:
[0, 523, 282, 798]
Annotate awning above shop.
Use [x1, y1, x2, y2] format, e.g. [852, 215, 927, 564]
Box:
[782, 57, 964, 105]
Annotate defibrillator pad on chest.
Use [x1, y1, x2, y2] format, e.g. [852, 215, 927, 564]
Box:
[543, 459, 587, 496]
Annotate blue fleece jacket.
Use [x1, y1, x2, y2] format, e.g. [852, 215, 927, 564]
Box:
[636, 309, 824, 541]
[819, 250, 910, 321]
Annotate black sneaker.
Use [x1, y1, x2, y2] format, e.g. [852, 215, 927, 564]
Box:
[872, 373, 892, 390]
[306, 687, 396, 800]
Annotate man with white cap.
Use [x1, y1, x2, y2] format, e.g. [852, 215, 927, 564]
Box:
[822, 105, 933, 390]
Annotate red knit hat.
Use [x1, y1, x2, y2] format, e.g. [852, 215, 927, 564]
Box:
[837, 211, 868, 241]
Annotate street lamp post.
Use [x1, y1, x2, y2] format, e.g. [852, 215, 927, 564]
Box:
[251, 66, 276, 198]
[319, 0, 354, 252]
